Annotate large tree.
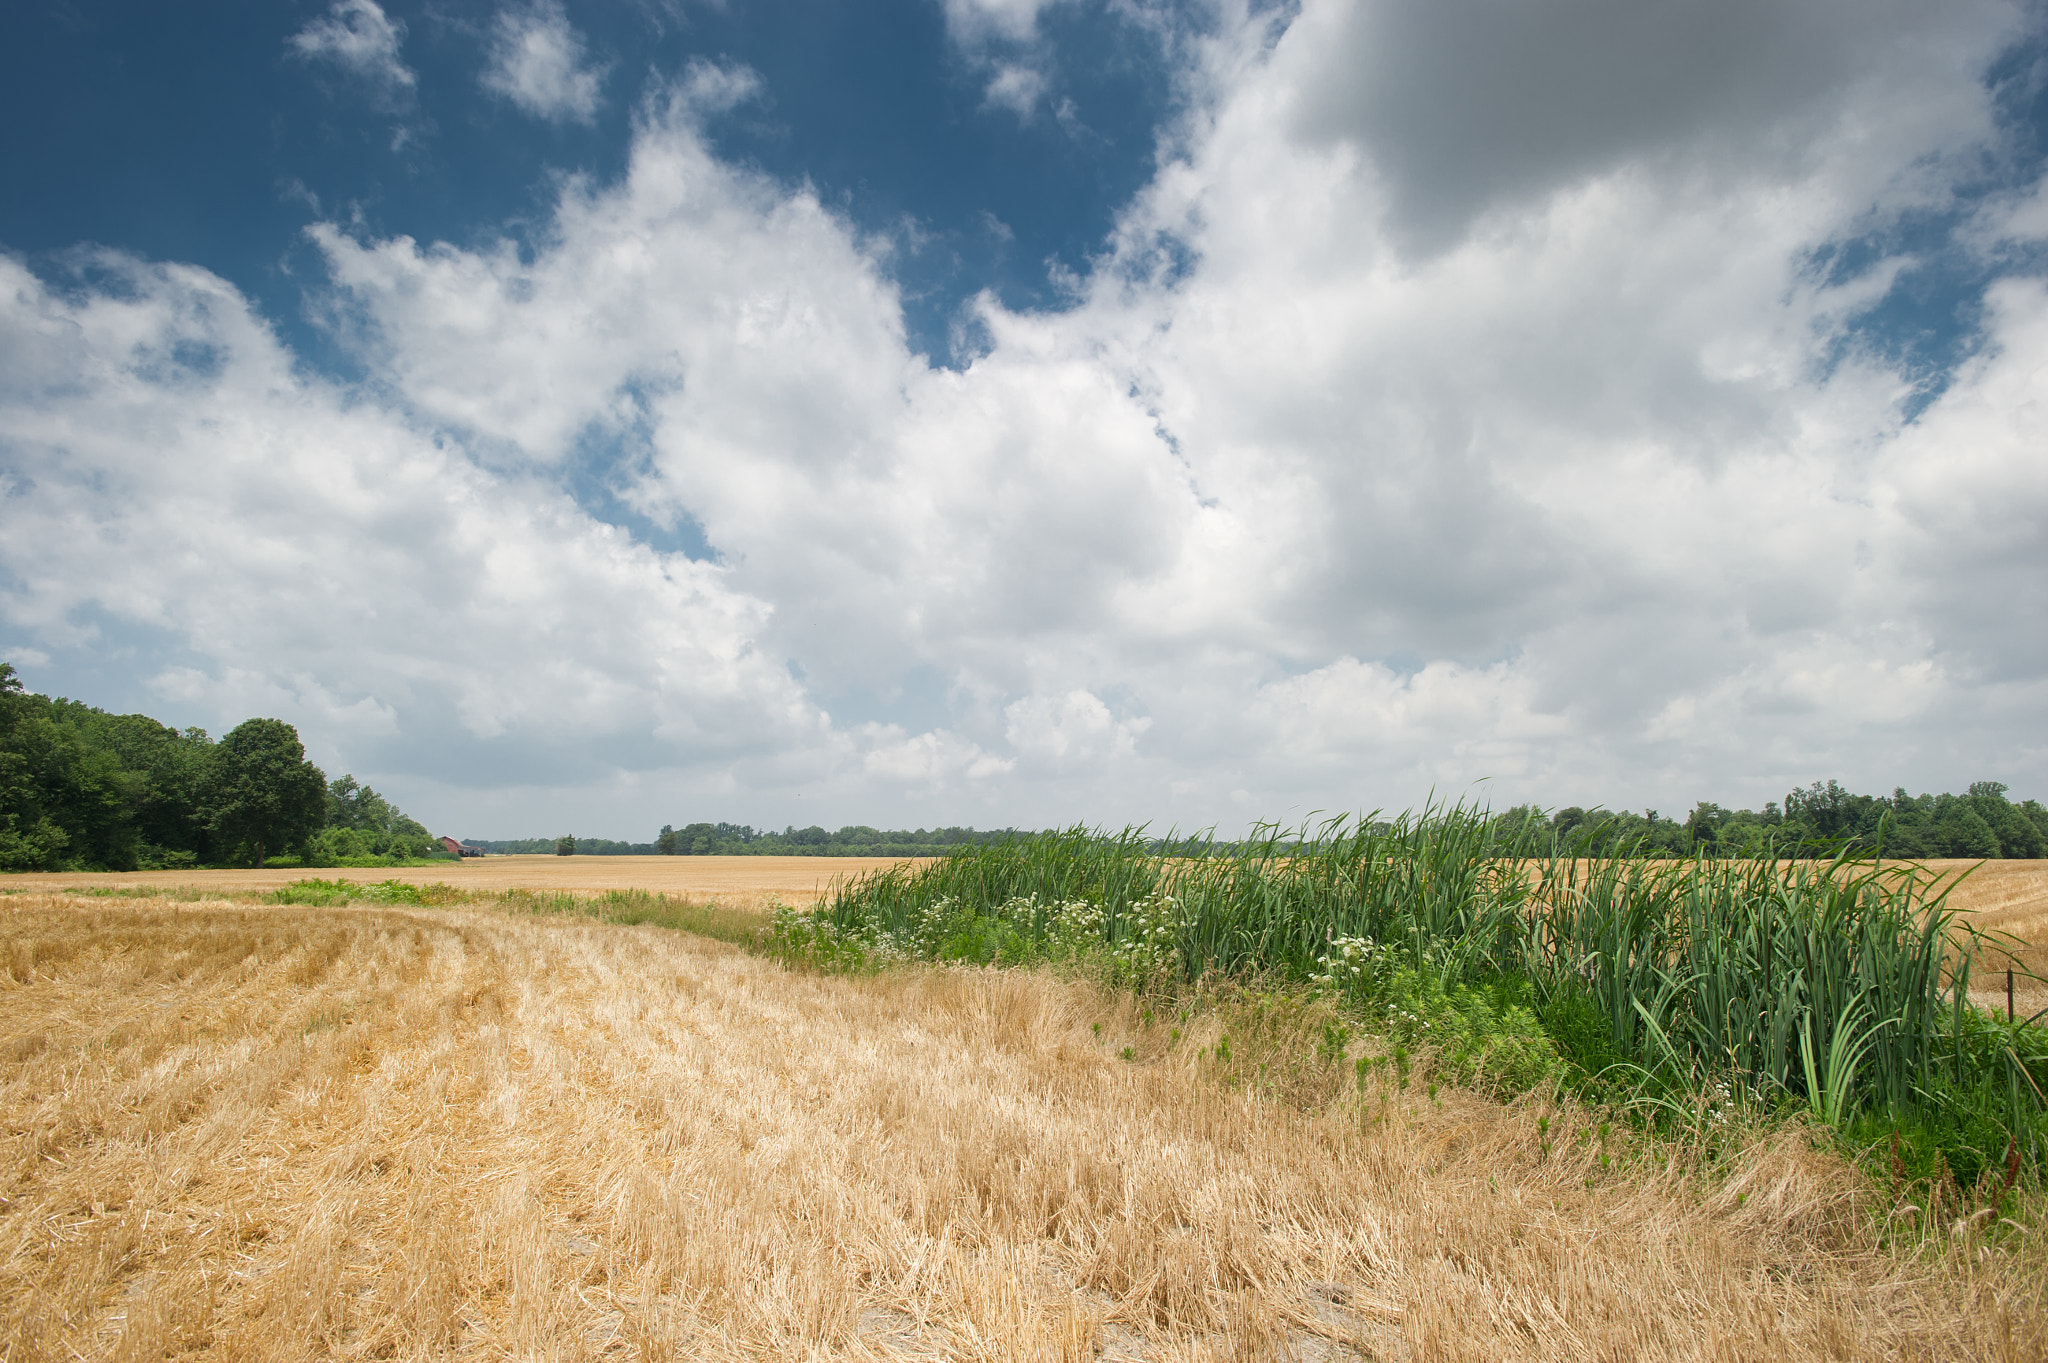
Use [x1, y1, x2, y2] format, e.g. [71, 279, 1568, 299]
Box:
[201, 718, 326, 867]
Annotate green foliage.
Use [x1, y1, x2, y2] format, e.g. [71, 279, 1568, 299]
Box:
[0, 664, 130, 870]
[0, 665, 441, 871]
[504, 781, 2048, 863]
[301, 775, 440, 865]
[200, 718, 327, 867]
[263, 877, 465, 906]
[1373, 968, 1563, 1096]
[1497, 778, 2048, 860]
[555, 834, 577, 856]
[1537, 988, 1634, 1088]
[482, 822, 1032, 857]
[793, 806, 2048, 1180]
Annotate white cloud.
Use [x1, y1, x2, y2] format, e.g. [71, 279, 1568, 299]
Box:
[1004, 690, 1148, 766]
[481, 0, 608, 124]
[983, 63, 1049, 118]
[288, 0, 415, 93]
[9, 0, 2048, 832]
[674, 58, 762, 118]
[861, 727, 1015, 787]
[942, 0, 1064, 46]
[0, 248, 847, 829]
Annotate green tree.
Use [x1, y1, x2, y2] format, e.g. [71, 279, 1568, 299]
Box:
[655, 824, 679, 855]
[0, 664, 73, 870]
[1932, 796, 2000, 858]
[555, 834, 577, 856]
[2022, 800, 2048, 848]
[1685, 802, 1727, 853]
[201, 719, 327, 867]
[0, 665, 131, 870]
[315, 774, 437, 862]
[62, 710, 214, 864]
[1968, 781, 2044, 859]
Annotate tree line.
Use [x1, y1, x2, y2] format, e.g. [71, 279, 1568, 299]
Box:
[0, 665, 443, 871]
[1495, 779, 2048, 859]
[508, 785, 2048, 862]
[10, 665, 2039, 867]
[473, 824, 1026, 857]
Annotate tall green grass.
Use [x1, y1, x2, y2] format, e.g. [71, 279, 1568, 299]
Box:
[800, 805, 2048, 1183]
[1525, 856, 1960, 1112]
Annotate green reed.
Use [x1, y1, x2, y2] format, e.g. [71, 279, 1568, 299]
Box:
[813, 805, 2047, 1174]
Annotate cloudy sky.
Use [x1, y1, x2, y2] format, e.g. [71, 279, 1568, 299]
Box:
[3, 0, 2045, 840]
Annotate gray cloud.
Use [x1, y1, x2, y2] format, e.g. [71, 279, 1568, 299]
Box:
[1283, 0, 2024, 252]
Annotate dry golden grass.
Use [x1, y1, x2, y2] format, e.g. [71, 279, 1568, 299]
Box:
[0, 855, 931, 911]
[1892, 861, 2048, 1019]
[4, 894, 2044, 1361]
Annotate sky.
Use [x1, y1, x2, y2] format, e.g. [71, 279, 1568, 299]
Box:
[2, 0, 2046, 841]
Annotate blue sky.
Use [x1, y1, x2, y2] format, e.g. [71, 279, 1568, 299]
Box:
[2, 0, 1173, 364]
[3, 0, 2046, 839]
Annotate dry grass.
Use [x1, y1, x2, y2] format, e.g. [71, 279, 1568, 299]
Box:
[3, 894, 2044, 1361]
[1825, 859, 2048, 1019]
[1925, 855, 2048, 982]
[0, 856, 932, 913]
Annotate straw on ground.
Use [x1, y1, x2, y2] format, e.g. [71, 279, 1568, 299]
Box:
[2, 892, 2041, 1360]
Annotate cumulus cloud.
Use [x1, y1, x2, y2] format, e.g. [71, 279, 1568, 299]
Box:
[983, 63, 1050, 118]
[8, 0, 2048, 832]
[288, 0, 416, 94]
[861, 727, 1016, 788]
[1005, 690, 1148, 767]
[0, 248, 839, 826]
[481, 0, 608, 124]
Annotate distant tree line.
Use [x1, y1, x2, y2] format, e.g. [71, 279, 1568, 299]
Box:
[17, 660, 2031, 868]
[481, 782, 2048, 863]
[625, 785, 2043, 861]
[1494, 780, 2048, 859]
[0, 664, 444, 871]
[473, 824, 1025, 857]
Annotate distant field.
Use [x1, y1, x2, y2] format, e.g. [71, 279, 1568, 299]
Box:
[1928, 858, 2048, 952]
[0, 854, 933, 910]
[4, 892, 2039, 1360]
[11, 852, 2043, 928]
[1910, 859, 2048, 1017]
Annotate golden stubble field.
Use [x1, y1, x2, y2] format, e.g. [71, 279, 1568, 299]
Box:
[16, 852, 2046, 932]
[4, 886, 2046, 1361]
[0, 855, 931, 912]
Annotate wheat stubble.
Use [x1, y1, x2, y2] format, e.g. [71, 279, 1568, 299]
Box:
[1, 895, 2040, 1361]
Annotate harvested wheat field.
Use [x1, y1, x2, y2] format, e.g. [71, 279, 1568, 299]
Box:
[3, 894, 2044, 1362]
[1927, 860, 2048, 1019]
[0, 856, 929, 912]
